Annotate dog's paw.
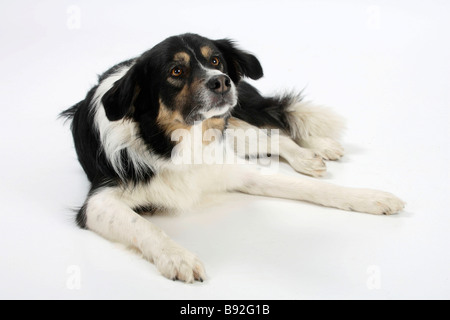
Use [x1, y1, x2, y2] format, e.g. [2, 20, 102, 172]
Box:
[288, 152, 327, 177]
[302, 137, 345, 161]
[342, 189, 406, 215]
[152, 241, 206, 283]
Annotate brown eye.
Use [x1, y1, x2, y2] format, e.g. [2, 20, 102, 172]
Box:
[211, 57, 220, 66]
[171, 67, 183, 77]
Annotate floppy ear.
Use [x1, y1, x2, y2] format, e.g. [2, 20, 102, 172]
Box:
[214, 39, 263, 83]
[101, 65, 140, 121]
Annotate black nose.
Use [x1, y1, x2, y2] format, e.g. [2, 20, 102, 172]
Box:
[207, 75, 231, 94]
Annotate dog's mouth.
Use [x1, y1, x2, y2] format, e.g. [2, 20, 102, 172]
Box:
[201, 104, 232, 119]
[185, 104, 232, 124]
[210, 93, 234, 106]
[185, 90, 237, 124]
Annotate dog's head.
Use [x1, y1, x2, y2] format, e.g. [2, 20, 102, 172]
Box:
[101, 33, 263, 127]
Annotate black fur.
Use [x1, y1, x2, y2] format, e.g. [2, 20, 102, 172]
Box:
[232, 81, 299, 135]
[61, 33, 299, 226]
[76, 203, 88, 229]
[61, 87, 114, 182]
[213, 39, 264, 83]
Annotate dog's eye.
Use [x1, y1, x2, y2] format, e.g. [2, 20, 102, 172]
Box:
[211, 57, 220, 66]
[171, 67, 183, 77]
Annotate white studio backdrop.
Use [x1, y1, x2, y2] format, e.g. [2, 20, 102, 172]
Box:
[0, 0, 449, 299]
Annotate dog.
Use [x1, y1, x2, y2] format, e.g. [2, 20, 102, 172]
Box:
[61, 33, 405, 283]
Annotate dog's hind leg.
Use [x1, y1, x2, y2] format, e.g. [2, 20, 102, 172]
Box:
[285, 101, 346, 161]
[233, 82, 346, 161]
[227, 118, 327, 177]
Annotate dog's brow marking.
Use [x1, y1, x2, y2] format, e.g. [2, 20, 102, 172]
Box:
[201, 46, 212, 59]
[184, 45, 212, 73]
[173, 52, 190, 63]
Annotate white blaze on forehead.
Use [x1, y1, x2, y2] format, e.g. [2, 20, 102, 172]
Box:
[183, 45, 238, 117]
[203, 68, 226, 81]
[185, 44, 226, 78]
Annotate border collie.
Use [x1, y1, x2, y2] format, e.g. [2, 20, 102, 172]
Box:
[61, 33, 405, 283]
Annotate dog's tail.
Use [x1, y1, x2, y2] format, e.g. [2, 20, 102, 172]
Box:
[232, 81, 345, 141]
[59, 101, 81, 123]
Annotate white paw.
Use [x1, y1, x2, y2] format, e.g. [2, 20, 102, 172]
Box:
[287, 149, 327, 177]
[303, 137, 345, 161]
[341, 189, 406, 215]
[152, 241, 206, 283]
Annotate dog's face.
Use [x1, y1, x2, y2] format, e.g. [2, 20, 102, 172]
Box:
[101, 34, 263, 127]
[159, 36, 240, 124]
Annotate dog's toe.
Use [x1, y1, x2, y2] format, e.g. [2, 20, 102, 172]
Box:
[302, 137, 345, 161]
[313, 138, 345, 161]
[341, 189, 405, 215]
[289, 155, 327, 177]
[152, 241, 206, 283]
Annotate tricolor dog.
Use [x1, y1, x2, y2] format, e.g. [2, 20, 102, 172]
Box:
[61, 33, 405, 283]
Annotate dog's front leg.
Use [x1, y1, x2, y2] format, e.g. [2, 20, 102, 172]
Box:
[234, 170, 405, 215]
[82, 186, 206, 282]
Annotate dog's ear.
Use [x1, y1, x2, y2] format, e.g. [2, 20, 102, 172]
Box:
[101, 65, 142, 121]
[213, 39, 263, 83]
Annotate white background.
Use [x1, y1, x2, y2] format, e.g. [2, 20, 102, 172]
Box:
[0, 0, 449, 299]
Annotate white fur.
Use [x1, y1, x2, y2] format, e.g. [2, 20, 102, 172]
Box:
[85, 160, 405, 281]
[197, 70, 238, 118]
[278, 134, 327, 177]
[201, 104, 232, 119]
[284, 100, 347, 163]
[235, 170, 405, 215]
[91, 65, 170, 180]
[287, 100, 346, 142]
[85, 186, 206, 282]
[82, 69, 404, 283]
[301, 136, 345, 160]
[227, 119, 327, 176]
[84, 163, 243, 282]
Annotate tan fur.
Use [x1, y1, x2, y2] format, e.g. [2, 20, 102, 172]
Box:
[228, 117, 245, 128]
[228, 117, 279, 131]
[174, 84, 191, 106]
[201, 118, 226, 145]
[170, 73, 205, 111]
[287, 101, 346, 142]
[173, 52, 190, 64]
[201, 46, 212, 59]
[157, 103, 191, 136]
[157, 102, 226, 146]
